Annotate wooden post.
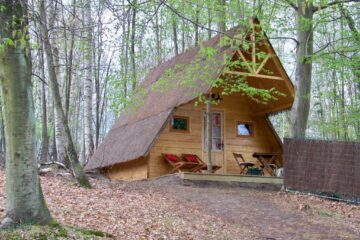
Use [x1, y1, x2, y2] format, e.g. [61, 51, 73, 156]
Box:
[206, 95, 213, 173]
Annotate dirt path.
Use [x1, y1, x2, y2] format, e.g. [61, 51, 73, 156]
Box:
[126, 176, 360, 240]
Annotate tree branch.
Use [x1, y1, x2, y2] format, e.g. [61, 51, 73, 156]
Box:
[268, 36, 299, 48]
[338, 2, 360, 43]
[313, 0, 360, 13]
[281, 0, 298, 10]
[160, 0, 228, 37]
[32, 73, 48, 85]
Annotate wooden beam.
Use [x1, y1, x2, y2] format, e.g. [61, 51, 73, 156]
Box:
[255, 54, 271, 74]
[236, 50, 254, 73]
[224, 70, 284, 81]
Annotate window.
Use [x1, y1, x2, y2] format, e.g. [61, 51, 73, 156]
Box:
[203, 112, 223, 151]
[236, 122, 253, 137]
[170, 116, 190, 132]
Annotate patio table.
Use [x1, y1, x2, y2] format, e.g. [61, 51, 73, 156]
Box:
[252, 152, 279, 176]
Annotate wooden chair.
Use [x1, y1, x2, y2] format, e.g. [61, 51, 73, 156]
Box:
[162, 153, 199, 173]
[182, 154, 221, 173]
[233, 153, 255, 174]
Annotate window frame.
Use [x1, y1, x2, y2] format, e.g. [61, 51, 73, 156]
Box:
[203, 111, 224, 152]
[169, 115, 190, 133]
[236, 121, 254, 137]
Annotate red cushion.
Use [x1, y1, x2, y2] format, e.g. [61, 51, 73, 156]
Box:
[165, 154, 178, 162]
[185, 155, 197, 162]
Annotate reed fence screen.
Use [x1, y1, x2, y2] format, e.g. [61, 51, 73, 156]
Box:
[284, 138, 360, 198]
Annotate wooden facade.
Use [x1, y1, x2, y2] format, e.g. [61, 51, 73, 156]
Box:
[149, 97, 282, 178]
[109, 91, 283, 180]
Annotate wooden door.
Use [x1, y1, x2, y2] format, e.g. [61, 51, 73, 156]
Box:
[202, 111, 224, 173]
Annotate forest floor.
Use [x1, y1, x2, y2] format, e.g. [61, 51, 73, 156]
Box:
[0, 171, 359, 240]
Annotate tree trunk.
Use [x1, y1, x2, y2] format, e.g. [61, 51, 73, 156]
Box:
[130, 0, 137, 91]
[83, 0, 94, 165]
[0, 104, 5, 155]
[122, 0, 130, 100]
[47, 4, 68, 165]
[94, 2, 103, 149]
[154, 3, 161, 64]
[0, 0, 52, 227]
[217, 0, 226, 32]
[65, 0, 76, 121]
[39, 0, 91, 188]
[289, 0, 314, 138]
[39, 42, 49, 164]
[194, 4, 200, 46]
[206, 97, 213, 173]
[207, 6, 212, 39]
[172, 14, 179, 56]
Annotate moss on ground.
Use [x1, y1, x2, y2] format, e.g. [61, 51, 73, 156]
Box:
[0, 223, 114, 240]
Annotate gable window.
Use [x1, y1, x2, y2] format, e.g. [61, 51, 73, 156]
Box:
[236, 122, 254, 137]
[170, 116, 190, 133]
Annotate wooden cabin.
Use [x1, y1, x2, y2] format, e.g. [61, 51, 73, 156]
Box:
[85, 19, 295, 180]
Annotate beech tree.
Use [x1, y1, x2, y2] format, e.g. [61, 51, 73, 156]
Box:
[39, 0, 91, 188]
[0, 0, 52, 228]
[288, 0, 360, 138]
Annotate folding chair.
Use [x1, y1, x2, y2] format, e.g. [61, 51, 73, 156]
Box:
[162, 153, 199, 173]
[182, 154, 221, 173]
[233, 153, 255, 174]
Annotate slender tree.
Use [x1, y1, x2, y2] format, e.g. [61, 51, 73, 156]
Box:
[0, 0, 52, 228]
[39, 0, 91, 188]
[83, 0, 94, 164]
[130, 0, 137, 91]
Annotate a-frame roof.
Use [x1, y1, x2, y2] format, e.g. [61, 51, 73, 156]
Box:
[85, 20, 294, 170]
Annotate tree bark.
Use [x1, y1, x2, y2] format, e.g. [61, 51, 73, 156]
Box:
[154, 3, 161, 64]
[207, 5, 212, 39]
[194, 3, 200, 46]
[47, 2, 68, 165]
[172, 14, 179, 55]
[130, 0, 137, 91]
[289, 0, 314, 138]
[206, 97, 213, 173]
[0, 0, 52, 227]
[83, 0, 94, 165]
[39, 42, 49, 164]
[217, 0, 226, 32]
[64, 0, 76, 121]
[39, 0, 91, 188]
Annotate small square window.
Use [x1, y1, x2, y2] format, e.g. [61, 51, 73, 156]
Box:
[170, 116, 190, 133]
[236, 122, 253, 137]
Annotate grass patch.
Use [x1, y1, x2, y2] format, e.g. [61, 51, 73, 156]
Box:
[77, 228, 113, 237]
[0, 223, 114, 240]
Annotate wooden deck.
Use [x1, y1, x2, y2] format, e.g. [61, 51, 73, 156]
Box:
[179, 172, 283, 185]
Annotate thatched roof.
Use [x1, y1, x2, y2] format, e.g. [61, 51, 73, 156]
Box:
[85, 24, 294, 171]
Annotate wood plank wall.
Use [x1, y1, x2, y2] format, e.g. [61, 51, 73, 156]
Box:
[105, 157, 148, 180]
[149, 92, 283, 178]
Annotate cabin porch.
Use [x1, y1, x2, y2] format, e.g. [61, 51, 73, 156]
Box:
[179, 172, 283, 188]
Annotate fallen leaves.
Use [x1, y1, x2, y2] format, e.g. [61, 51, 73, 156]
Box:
[0, 171, 250, 239]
